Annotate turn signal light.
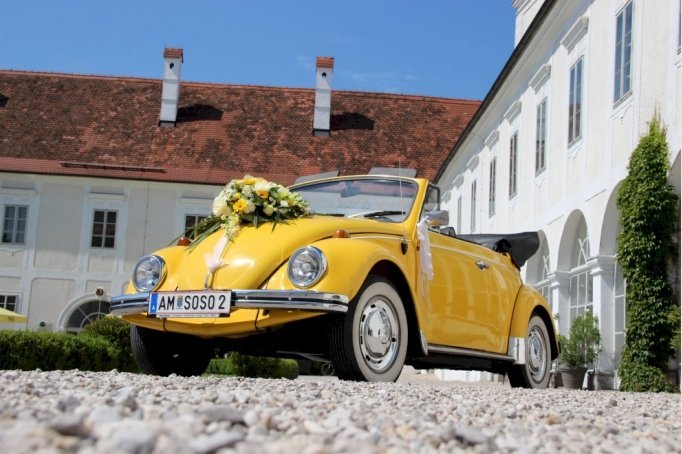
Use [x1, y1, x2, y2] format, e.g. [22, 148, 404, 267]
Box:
[332, 229, 350, 239]
[177, 236, 191, 246]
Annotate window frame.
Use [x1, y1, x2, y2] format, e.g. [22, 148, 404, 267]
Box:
[488, 157, 497, 217]
[90, 209, 118, 249]
[568, 57, 584, 146]
[535, 97, 548, 175]
[0, 294, 20, 312]
[2, 204, 28, 245]
[470, 179, 477, 233]
[456, 195, 462, 234]
[613, 1, 633, 105]
[508, 132, 518, 199]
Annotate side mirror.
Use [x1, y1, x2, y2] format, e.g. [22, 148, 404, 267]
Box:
[424, 210, 449, 227]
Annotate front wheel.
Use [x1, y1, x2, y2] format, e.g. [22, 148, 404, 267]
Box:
[507, 315, 551, 388]
[329, 276, 408, 382]
[130, 325, 214, 376]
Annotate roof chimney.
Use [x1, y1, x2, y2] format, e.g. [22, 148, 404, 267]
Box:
[159, 47, 183, 127]
[313, 56, 334, 137]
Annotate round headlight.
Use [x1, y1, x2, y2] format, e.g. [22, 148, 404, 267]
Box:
[132, 255, 166, 292]
[288, 246, 327, 288]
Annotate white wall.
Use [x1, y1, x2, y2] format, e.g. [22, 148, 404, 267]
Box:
[438, 0, 682, 374]
[0, 173, 219, 331]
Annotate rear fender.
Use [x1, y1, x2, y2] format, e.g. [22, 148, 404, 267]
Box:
[508, 285, 559, 363]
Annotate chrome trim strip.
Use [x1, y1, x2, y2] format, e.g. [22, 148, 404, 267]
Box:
[427, 344, 515, 362]
[110, 290, 349, 316]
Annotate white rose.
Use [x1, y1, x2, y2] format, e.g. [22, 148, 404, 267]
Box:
[212, 193, 230, 217]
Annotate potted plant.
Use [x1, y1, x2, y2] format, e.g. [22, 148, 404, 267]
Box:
[558, 313, 601, 389]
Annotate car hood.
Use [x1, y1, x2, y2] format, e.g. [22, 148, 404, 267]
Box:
[173, 215, 406, 290]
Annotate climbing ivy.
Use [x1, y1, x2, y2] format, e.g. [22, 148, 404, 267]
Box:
[616, 114, 679, 392]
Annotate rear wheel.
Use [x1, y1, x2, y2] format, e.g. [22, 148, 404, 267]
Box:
[507, 315, 551, 388]
[329, 276, 408, 382]
[130, 325, 214, 376]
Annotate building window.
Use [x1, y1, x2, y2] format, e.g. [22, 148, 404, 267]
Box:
[91, 210, 117, 248]
[536, 98, 547, 174]
[569, 221, 592, 324]
[470, 180, 477, 233]
[0, 294, 18, 312]
[614, 1, 633, 103]
[488, 158, 497, 217]
[65, 299, 110, 333]
[2, 205, 28, 244]
[456, 195, 462, 233]
[184, 214, 207, 234]
[568, 57, 584, 145]
[509, 133, 518, 199]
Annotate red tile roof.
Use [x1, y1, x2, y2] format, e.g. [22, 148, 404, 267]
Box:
[0, 70, 480, 186]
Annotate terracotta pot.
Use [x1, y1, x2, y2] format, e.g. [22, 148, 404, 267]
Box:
[560, 366, 587, 389]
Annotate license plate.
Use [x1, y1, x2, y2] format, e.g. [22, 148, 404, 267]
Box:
[148, 291, 231, 318]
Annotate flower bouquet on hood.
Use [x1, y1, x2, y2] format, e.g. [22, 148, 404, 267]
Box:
[185, 175, 311, 249]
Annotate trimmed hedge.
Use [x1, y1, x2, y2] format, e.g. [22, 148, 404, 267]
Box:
[0, 330, 118, 371]
[81, 316, 138, 372]
[206, 352, 298, 379]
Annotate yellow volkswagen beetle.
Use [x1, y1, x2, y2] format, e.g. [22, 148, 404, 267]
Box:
[111, 174, 558, 387]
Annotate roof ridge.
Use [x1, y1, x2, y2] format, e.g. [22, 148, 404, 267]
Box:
[0, 69, 479, 103]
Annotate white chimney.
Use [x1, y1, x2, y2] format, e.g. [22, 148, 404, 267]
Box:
[313, 56, 334, 136]
[159, 47, 183, 127]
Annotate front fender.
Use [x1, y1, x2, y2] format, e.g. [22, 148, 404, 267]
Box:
[264, 236, 415, 302]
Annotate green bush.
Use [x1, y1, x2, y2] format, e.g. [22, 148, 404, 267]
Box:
[205, 352, 298, 379]
[0, 330, 118, 371]
[616, 114, 680, 392]
[559, 313, 601, 368]
[81, 316, 138, 372]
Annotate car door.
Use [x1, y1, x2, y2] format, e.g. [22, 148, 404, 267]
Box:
[421, 232, 518, 353]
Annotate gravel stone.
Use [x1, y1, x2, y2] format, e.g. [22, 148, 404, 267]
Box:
[0, 370, 679, 453]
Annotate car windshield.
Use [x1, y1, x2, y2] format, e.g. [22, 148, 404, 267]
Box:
[293, 178, 419, 222]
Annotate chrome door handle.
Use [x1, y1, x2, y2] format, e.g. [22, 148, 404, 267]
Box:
[475, 260, 489, 270]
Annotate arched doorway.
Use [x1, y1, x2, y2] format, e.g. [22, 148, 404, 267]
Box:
[58, 293, 111, 333]
[556, 210, 592, 335]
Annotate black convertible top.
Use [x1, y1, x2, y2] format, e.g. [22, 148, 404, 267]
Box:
[457, 232, 540, 269]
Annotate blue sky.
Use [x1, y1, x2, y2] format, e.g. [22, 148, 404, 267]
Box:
[1, 1, 516, 100]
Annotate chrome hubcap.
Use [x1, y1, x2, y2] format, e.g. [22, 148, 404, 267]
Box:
[528, 326, 547, 383]
[359, 298, 399, 373]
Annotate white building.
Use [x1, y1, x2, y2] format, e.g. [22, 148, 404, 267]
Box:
[437, 0, 681, 383]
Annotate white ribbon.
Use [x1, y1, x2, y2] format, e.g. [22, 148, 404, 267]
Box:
[417, 219, 434, 281]
[204, 234, 229, 273]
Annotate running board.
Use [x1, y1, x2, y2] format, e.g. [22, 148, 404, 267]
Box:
[427, 344, 515, 363]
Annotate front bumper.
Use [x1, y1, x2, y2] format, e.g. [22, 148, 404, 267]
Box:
[110, 290, 350, 316]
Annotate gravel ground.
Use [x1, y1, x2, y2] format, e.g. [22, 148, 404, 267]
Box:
[0, 370, 679, 453]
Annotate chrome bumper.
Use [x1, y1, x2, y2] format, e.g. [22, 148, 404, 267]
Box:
[110, 290, 350, 316]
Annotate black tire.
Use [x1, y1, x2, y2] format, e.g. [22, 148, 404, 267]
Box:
[507, 315, 552, 388]
[329, 275, 408, 382]
[130, 325, 214, 376]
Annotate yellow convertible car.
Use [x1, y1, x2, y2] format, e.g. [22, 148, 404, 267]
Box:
[111, 174, 558, 387]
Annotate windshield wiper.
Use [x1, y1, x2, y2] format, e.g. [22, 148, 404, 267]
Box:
[350, 210, 406, 219]
[314, 212, 345, 217]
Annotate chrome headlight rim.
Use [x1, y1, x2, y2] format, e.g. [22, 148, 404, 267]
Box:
[287, 246, 327, 289]
[132, 255, 166, 292]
